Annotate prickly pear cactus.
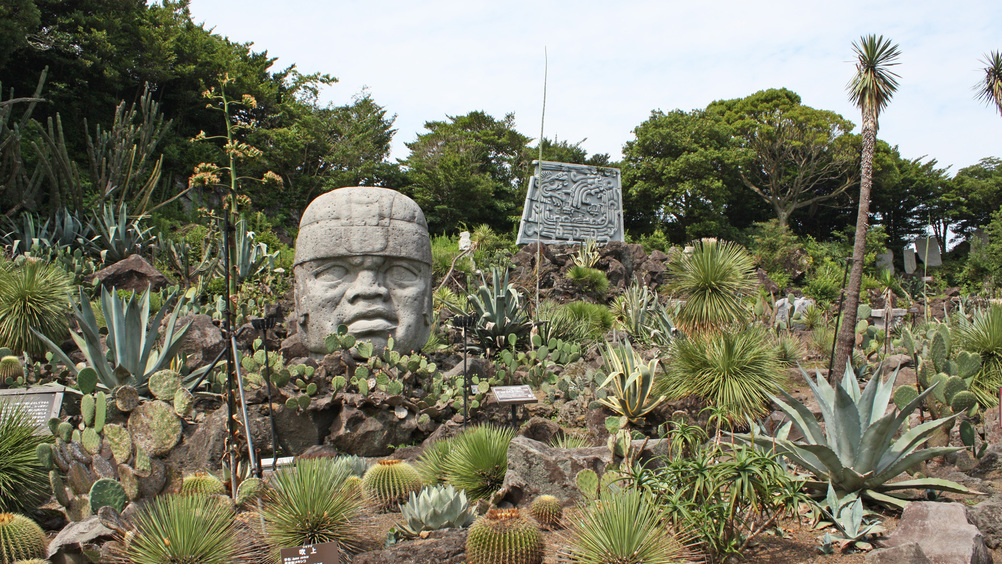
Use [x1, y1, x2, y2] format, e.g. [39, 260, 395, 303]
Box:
[89, 478, 127, 514]
[127, 401, 181, 457]
[465, 508, 544, 564]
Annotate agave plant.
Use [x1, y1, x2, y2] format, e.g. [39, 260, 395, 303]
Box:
[87, 202, 155, 263]
[36, 286, 192, 394]
[397, 484, 475, 538]
[467, 267, 531, 354]
[599, 340, 666, 424]
[226, 215, 278, 285]
[818, 484, 885, 553]
[612, 282, 676, 348]
[735, 363, 972, 508]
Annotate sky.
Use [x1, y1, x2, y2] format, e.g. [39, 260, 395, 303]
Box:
[186, 0, 1002, 175]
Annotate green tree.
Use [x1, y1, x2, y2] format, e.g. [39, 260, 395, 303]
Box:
[948, 158, 1002, 236]
[534, 137, 612, 166]
[707, 88, 857, 230]
[833, 35, 901, 380]
[870, 143, 949, 253]
[621, 109, 765, 243]
[0, 0, 39, 69]
[400, 111, 532, 234]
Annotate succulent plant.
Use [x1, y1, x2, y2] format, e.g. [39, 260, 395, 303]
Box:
[465, 508, 544, 564]
[102, 424, 132, 464]
[147, 369, 181, 401]
[89, 478, 127, 514]
[736, 364, 974, 508]
[12, 558, 51, 564]
[528, 495, 562, 529]
[181, 472, 226, 496]
[396, 484, 475, 538]
[443, 425, 516, 502]
[235, 477, 264, 508]
[0, 356, 24, 386]
[331, 455, 371, 478]
[123, 493, 250, 564]
[361, 460, 423, 510]
[0, 403, 48, 514]
[0, 513, 47, 563]
[127, 401, 181, 457]
[415, 438, 453, 485]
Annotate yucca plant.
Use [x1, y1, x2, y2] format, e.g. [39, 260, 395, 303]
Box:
[0, 259, 73, 357]
[443, 425, 517, 501]
[121, 493, 251, 564]
[262, 457, 367, 555]
[735, 363, 972, 508]
[668, 238, 757, 334]
[415, 437, 453, 485]
[0, 403, 48, 514]
[958, 304, 1002, 407]
[563, 488, 694, 564]
[36, 286, 192, 394]
[661, 326, 785, 422]
[599, 341, 666, 424]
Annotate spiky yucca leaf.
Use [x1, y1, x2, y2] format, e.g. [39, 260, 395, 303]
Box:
[662, 326, 785, 421]
[0, 404, 48, 514]
[123, 494, 249, 564]
[262, 457, 367, 554]
[0, 260, 72, 357]
[668, 238, 757, 334]
[443, 425, 517, 501]
[563, 488, 695, 564]
[958, 305, 1002, 407]
[415, 437, 453, 485]
[599, 341, 666, 423]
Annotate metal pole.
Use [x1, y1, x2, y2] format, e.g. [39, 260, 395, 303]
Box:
[253, 317, 280, 475]
[827, 256, 853, 377]
[231, 334, 258, 481]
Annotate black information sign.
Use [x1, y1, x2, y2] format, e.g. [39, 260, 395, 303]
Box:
[0, 386, 64, 434]
[280, 542, 340, 564]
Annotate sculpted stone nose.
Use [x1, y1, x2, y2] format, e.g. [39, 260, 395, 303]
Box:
[346, 268, 389, 302]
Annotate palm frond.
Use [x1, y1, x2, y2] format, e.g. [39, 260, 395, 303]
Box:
[847, 34, 901, 119]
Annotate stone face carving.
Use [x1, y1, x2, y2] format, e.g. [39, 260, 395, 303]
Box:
[294, 187, 433, 356]
[516, 160, 624, 245]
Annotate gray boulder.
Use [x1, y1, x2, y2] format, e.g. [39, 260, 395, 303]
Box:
[47, 515, 114, 560]
[498, 435, 612, 507]
[327, 404, 417, 457]
[866, 543, 932, 564]
[969, 494, 1002, 549]
[87, 254, 168, 293]
[879, 501, 992, 564]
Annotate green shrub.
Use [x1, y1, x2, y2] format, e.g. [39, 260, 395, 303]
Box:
[668, 238, 757, 334]
[661, 325, 786, 421]
[803, 260, 843, 305]
[0, 260, 73, 357]
[534, 301, 593, 345]
[565, 301, 615, 339]
[563, 488, 691, 564]
[567, 266, 610, 294]
[443, 425, 516, 501]
[124, 494, 249, 564]
[748, 219, 811, 287]
[263, 457, 367, 554]
[0, 403, 48, 514]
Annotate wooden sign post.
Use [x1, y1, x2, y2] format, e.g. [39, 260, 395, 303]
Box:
[492, 385, 537, 428]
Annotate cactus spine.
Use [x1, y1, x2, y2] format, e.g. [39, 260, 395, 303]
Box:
[0, 513, 47, 563]
[528, 495, 563, 529]
[465, 508, 544, 564]
[361, 460, 423, 510]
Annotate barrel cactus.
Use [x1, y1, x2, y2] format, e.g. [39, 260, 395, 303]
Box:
[528, 494, 563, 529]
[0, 356, 24, 386]
[0, 513, 47, 563]
[181, 472, 226, 496]
[397, 484, 474, 537]
[465, 508, 544, 564]
[361, 460, 423, 510]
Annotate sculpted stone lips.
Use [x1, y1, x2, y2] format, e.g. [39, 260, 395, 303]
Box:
[346, 310, 397, 334]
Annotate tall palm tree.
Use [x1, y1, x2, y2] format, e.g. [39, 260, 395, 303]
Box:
[832, 35, 901, 381]
[976, 50, 1002, 115]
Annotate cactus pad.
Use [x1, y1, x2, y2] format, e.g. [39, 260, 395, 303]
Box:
[173, 387, 193, 417]
[103, 424, 132, 464]
[89, 479, 127, 514]
[80, 394, 95, 427]
[114, 385, 139, 412]
[0, 513, 47, 563]
[892, 385, 919, 411]
[81, 427, 101, 455]
[148, 369, 181, 401]
[951, 390, 979, 415]
[76, 367, 98, 395]
[127, 401, 182, 457]
[528, 495, 563, 529]
[466, 508, 544, 564]
[943, 376, 968, 404]
[361, 460, 423, 510]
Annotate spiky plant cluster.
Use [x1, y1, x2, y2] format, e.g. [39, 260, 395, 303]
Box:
[667, 238, 757, 334]
[959, 304, 1002, 406]
[528, 495, 562, 529]
[443, 425, 517, 501]
[415, 438, 453, 485]
[0, 260, 73, 357]
[180, 472, 226, 496]
[262, 457, 367, 555]
[331, 454, 371, 478]
[121, 494, 249, 564]
[0, 404, 48, 514]
[661, 325, 785, 422]
[563, 488, 695, 564]
[397, 484, 475, 538]
[361, 460, 423, 510]
[0, 513, 47, 563]
[465, 508, 544, 564]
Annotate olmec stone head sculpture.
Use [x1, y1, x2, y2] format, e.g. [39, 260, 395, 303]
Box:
[294, 187, 433, 356]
